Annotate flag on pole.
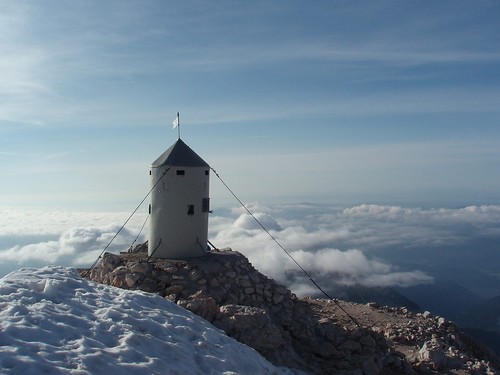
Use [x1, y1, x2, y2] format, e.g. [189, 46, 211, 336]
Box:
[172, 112, 179, 129]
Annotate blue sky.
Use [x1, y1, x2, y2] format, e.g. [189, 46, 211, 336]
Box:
[1, 1, 500, 210]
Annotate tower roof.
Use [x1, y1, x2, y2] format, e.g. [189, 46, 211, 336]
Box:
[151, 139, 209, 168]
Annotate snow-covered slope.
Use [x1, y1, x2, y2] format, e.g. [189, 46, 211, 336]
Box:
[0, 266, 296, 375]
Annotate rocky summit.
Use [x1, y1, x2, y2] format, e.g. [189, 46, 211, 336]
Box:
[80, 244, 499, 375]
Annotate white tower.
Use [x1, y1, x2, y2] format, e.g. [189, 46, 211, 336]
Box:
[148, 139, 210, 259]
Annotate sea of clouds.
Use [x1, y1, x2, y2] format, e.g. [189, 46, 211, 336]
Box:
[1, 203, 500, 297]
[0, 209, 148, 277]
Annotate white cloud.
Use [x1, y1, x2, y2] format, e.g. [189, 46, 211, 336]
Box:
[210, 203, 500, 293]
[233, 212, 282, 231]
[283, 247, 435, 291]
[0, 209, 148, 276]
[2, 202, 500, 296]
[0, 224, 134, 268]
[339, 204, 500, 247]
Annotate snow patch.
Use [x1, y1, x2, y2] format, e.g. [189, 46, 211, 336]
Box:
[0, 266, 297, 374]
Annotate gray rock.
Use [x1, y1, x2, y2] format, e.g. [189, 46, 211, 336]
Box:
[129, 261, 150, 273]
[100, 253, 121, 271]
[216, 304, 284, 352]
[125, 272, 141, 287]
[164, 285, 183, 295]
[422, 311, 432, 319]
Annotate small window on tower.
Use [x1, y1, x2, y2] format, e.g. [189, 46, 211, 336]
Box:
[187, 204, 194, 216]
[205, 170, 209, 175]
[177, 170, 185, 176]
[202, 198, 210, 213]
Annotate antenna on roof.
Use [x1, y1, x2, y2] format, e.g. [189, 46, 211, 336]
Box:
[172, 112, 181, 139]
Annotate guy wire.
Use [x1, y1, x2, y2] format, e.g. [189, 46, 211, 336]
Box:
[83, 168, 169, 278]
[210, 167, 360, 327]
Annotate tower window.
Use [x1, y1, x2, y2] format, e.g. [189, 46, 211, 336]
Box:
[205, 170, 209, 175]
[202, 198, 210, 213]
[187, 204, 194, 216]
[177, 170, 185, 176]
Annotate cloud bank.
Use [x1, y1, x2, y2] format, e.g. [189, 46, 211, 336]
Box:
[209, 204, 442, 294]
[2, 203, 500, 297]
[0, 209, 147, 276]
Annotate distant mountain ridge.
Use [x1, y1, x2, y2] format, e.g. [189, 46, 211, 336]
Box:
[395, 278, 485, 321]
[460, 294, 500, 355]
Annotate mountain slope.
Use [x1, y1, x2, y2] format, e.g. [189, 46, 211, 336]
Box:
[82, 248, 499, 374]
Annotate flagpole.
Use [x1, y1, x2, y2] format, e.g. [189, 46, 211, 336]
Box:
[173, 112, 181, 139]
[177, 112, 181, 140]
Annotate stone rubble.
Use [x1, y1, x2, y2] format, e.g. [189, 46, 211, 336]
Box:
[81, 245, 499, 375]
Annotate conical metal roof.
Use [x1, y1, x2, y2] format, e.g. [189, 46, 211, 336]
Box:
[151, 139, 209, 168]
